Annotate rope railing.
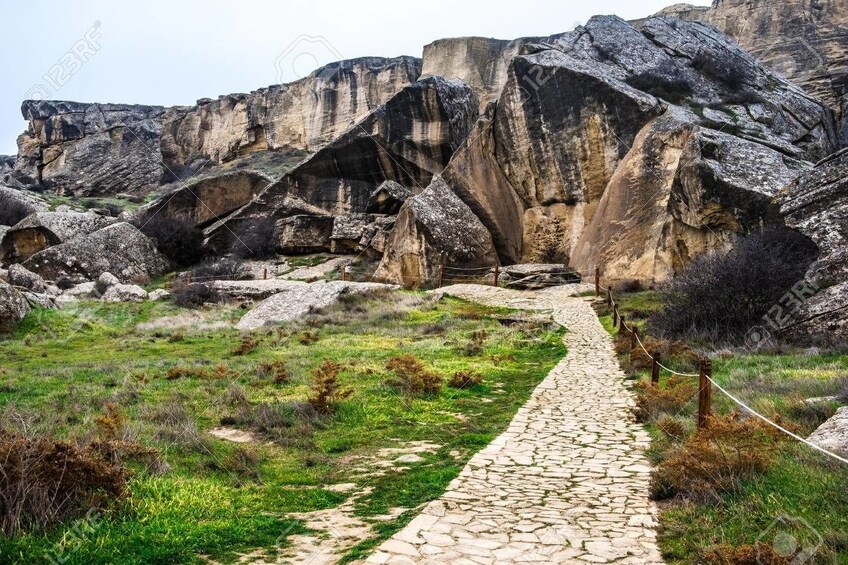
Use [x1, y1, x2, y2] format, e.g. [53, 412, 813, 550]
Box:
[594, 266, 848, 465]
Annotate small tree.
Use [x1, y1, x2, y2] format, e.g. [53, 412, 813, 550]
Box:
[231, 219, 277, 259]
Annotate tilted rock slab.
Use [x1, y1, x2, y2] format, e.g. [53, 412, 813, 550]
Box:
[236, 281, 396, 330]
[1, 211, 116, 263]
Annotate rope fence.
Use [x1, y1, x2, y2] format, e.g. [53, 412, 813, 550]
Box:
[593, 267, 848, 465]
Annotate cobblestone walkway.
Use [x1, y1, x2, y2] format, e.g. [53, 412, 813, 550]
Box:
[365, 285, 663, 564]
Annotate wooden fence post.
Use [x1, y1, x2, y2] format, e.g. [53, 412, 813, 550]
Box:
[438, 264, 445, 288]
[612, 304, 619, 327]
[619, 315, 626, 334]
[651, 352, 661, 387]
[595, 267, 600, 297]
[493, 265, 500, 287]
[263, 268, 268, 280]
[698, 359, 713, 429]
[606, 288, 612, 306]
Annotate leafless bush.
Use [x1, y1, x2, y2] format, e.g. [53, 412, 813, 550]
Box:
[385, 355, 443, 395]
[191, 258, 249, 281]
[0, 433, 127, 537]
[171, 282, 222, 309]
[648, 228, 818, 343]
[134, 215, 204, 267]
[308, 361, 352, 415]
[231, 219, 277, 259]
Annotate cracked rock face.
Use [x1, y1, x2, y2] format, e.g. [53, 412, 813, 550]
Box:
[644, 0, 848, 141]
[204, 76, 479, 252]
[13, 57, 422, 197]
[381, 15, 837, 284]
[1, 211, 116, 263]
[779, 148, 848, 341]
[22, 222, 171, 284]
[0, 281, 29, 333]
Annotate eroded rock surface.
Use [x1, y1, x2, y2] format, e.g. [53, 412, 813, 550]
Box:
[0, 281, 29, 333]
[23, 222, 170, 284]
[13, 57, 422, 196]
[779, 148, 848, 341]
[808, 406, 848, 455]
[1, 211, 116, 263]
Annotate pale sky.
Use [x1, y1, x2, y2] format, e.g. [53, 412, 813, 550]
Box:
[0, 0, 711, 155]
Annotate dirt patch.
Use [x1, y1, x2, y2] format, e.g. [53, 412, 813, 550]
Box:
[209, 427, 256, 444]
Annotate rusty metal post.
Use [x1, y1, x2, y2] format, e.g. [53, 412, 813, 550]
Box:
[651, 352, 661, 387]
[438, 264, 445, 288]
[698, 359, 713, 429]
[493, 265, 500, 287]
[595, 267, 600, 297]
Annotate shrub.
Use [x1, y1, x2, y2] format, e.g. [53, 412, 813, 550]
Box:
[633, 376, 699, 424]
[298, 331, 320, 346]
[648, 228, 818, 343]
[308, 361, 352, 415]
[256, 360, 291, 384]
[650, 413, 784, 501]
[701, 543, 791, 565]
[220, 446, 262, 480]
[448, 371, 483, 389]
[94, 403, 127, 441]
[230, 219, 277, 259]
[134, 215, 204, 266]
[171, 282, 221, 309]
[462, 329, 488, 357]
[191, 258, 249, 282]
[626, 68, 694, 104]
[0, 199, 31, 227]
[0, 433, 128, 537]
[385, 355, 443, 395]
[166, 365, 208, 380]
[691, 49, 750, 89]
[232, 336, 260, 356]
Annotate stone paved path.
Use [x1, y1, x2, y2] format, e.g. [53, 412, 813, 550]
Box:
[365, 285, 663, 564]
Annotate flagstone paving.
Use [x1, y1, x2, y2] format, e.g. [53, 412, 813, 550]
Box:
[364, 285, 664, 564]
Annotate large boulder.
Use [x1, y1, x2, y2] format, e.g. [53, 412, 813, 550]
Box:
[778, 148, 848, 341]
[0, 185, 49, 227]
[366, 181, 413, 215]
[276, 215, 335, 254]
[8, 263, 50, 293]
[417, 15, 837, 284]
[501, 264, 581, 290]
[0, 281, 29, 333]
[13, 57, 422, 197]
[374, 176, 500, 287]
[204, 76, 479, 251]
[643, 0, 848, 141]
[1, 211, 116, 263]
[808, 406, 848, 455]
[23, 222, 170, 284]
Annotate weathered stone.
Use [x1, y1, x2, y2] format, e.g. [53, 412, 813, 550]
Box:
[23, 222, 170, 284]
[148, 288, 170, 301]
[366, 181, 413, 215]
[0, 186, 49, 226]
[14, 57, 422, 196]
[330, 214, 373, 253]
[204, 76, 479, 249]
[101, 283, 148, 302]
[96, 272, 121, 294]
[808, 406, 848, 455]
[275, 215, 335, 254]
[7, 263, 49, 293]
[0, 281, 29, 333]
[779, 148, 848, 341]
[1, 211, 116, 263]
[135, 171, 272, 229]
[643, 0, 848, 141]
[236, 281, 396, 330]
[374, 176, 500, 287]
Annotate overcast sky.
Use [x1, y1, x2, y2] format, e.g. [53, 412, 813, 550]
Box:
[0, 0, 711, 154]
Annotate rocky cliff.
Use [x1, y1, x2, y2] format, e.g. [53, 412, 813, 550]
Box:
[642, 0, 848, 141]
[203, 76, 479, 253]
[13, 57, 422, 196]
[376, 15, 838, 284]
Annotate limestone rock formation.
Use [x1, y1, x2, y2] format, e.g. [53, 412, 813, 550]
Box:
[374, 176, 500, 286]
[276, 215, 335, 254]
[7, 263, 50, 294]
[643, 0, 848, 140]
[135, 171, 272, 229]
[0, 185, 49, 226]
[23, 222, 170, 284]
[13, 57, 421, 196]
[0, 156, 15, 184]
[421, 36, 548, 112]
[205, 76, 479, 252]
[366, 181, 412, 215]
[1, 211, 116, 263]
[0, 281, 29, 333]
[501, 264, 581, 290]
[779, 148, 848, 341]
[388, 15, 837, 284]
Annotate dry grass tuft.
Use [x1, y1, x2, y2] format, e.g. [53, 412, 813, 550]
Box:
[448, 371, 483, 389]
[633, 376, 699, 423]
[385, 355, 443, 395]
[308, 361, 352, 415]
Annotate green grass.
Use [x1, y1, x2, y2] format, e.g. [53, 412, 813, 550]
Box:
[595, 291, 848, 563]
[0, 292, 566, 563]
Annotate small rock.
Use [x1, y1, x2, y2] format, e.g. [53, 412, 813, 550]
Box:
[101, 284, 148, 303]
[8, 263, 49, 293]
[148, 289, 171, 301]
[96, 272, 120, 294]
